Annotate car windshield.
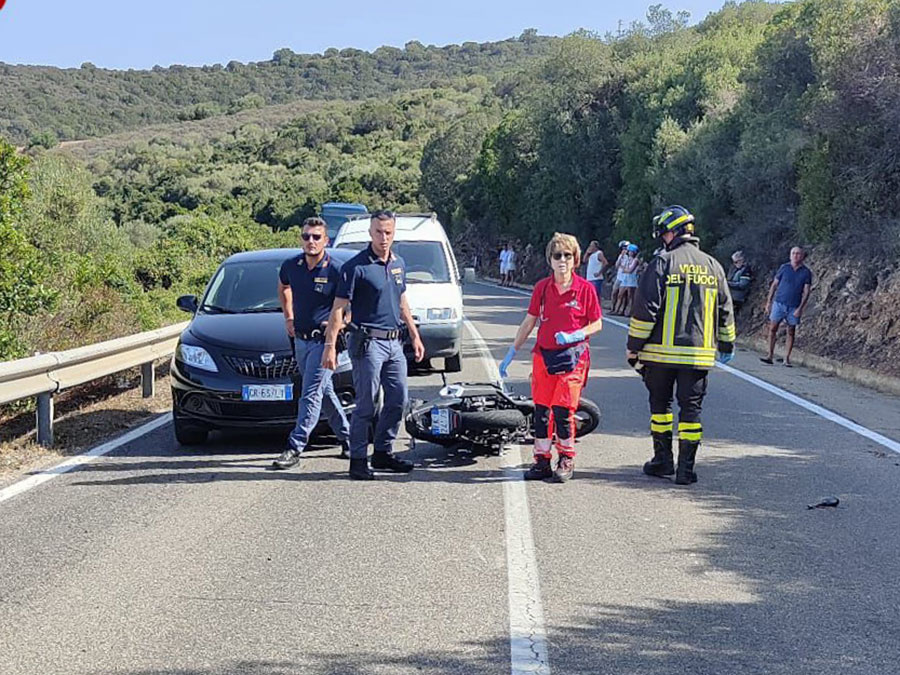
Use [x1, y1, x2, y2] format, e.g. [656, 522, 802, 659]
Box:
[200, 261, 283, 314]
[338, 241, 451, 283]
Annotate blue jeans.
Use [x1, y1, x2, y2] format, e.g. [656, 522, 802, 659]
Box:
[288, 339, 350, 451]
[590, 279, 603, 302]
[348, 334, 408, 460]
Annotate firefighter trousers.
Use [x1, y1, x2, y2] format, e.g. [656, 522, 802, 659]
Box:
[643, 365, 708, 442]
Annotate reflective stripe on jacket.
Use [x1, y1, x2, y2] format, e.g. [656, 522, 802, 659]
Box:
[627, 236, 735, 370]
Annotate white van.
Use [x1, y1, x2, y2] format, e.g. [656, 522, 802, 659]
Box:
[333, 213, 464, 372]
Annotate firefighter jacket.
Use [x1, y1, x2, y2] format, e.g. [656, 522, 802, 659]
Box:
[627, 236, 735, 370]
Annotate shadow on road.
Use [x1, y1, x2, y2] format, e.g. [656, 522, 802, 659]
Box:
[113, 642, 512, 674]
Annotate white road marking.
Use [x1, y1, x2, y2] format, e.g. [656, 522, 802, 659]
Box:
[715, 363, 900, 455]
[464, 317, 551, 674]
[475, 279, 900, 456]
[0, 414, 172, 505]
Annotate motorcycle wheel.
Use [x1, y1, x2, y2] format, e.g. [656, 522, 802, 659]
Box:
[459, 408, 527, 432]
[574, 398, 601, 437]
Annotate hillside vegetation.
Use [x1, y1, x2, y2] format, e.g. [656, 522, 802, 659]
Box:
[0, 34, 553, 145]
[3, 1, 900, 377]
[423, 0, 900, 264]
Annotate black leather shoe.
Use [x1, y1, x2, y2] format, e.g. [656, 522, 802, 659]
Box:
[370, 452, 414, 473]
[349, 458, 374, 480]
[339, 441, 350, 459]
[272, 447, 301, 470]
[524, 455, 553, 480]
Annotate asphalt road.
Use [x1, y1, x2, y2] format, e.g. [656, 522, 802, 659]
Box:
[2, 281, 899, 675]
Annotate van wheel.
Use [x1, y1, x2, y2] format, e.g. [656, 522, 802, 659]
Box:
[445, 353, 462, 373]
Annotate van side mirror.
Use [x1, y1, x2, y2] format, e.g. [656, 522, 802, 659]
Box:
[177, 295, 198, 313]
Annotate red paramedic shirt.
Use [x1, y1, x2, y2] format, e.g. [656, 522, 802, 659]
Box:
[528, 275, 602, 351]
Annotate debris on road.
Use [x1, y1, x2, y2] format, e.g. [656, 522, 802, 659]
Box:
[807, 496, 840, 509]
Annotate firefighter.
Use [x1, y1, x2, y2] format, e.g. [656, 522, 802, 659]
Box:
[625, 206, 736, 485]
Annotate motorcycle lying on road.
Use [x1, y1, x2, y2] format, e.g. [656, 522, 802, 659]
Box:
[405, 381, 601, 454]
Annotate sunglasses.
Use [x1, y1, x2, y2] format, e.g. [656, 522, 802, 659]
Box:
[552, 251, 574, 261]
[301, 233, 324, 241]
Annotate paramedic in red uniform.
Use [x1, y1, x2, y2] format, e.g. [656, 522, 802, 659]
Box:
[498, 233, 603, 482]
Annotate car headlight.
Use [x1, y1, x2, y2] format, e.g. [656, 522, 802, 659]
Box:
[176, 344, 219, 372]
[427, 307, 458, 321]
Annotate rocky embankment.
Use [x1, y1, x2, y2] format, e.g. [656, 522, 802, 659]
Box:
[737, 252, 900, 379]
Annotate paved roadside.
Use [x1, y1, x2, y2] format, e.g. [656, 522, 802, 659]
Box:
[0, 325, 511, 675]
[470, 280, 900, 675]
[1, 281, 898, 674]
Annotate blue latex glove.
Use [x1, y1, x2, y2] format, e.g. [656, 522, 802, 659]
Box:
[499, 346, 516, 378]
[555, 329, 586, 346]
[717, 351, 734, 365]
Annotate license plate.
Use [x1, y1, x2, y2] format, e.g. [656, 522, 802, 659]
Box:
[431, 407, 451, 436]
[242, 384, 293, 401]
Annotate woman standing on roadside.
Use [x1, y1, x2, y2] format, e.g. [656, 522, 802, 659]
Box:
[614, 244, 640, 315]
[498, 233, 603, 483]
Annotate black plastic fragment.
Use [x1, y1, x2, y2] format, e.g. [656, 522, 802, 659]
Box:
[807, 497, 840, 509]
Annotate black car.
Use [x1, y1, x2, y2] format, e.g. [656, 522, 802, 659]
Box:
[170, 247, 356, 445]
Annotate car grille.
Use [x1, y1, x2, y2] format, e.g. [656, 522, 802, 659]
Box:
[223, 354, 298, 380]
[180, 392, 297, 420]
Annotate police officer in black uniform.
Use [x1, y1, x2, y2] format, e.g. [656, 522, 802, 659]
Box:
[626, 206, 736, 485]
[273, 217, 350, 469]
[322, 210, 425, 480]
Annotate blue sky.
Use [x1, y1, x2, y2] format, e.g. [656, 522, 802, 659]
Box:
[1, 1, 747, 70]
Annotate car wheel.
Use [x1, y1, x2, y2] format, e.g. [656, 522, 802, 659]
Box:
[173, 413, 209, 446]
[445, 352, 462, 373]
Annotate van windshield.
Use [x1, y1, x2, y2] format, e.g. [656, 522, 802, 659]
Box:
[338, 241, 451, 283]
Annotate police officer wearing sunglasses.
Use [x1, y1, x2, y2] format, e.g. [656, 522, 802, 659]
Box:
[322, 210, 425, 480]
[273, 217, 351, 469]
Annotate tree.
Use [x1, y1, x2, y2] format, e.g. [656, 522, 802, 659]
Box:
[28, 130, 58, 149]
[0, 139, 55, 358]
[420, 112, 495, 228]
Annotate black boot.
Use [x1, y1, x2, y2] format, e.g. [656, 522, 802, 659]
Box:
[643, 432, 674, 478]
[349, 457, 375, 480]
[370, 451, 414, 473]
[675, 439, 700, 485]
[524, 455, 553, 480]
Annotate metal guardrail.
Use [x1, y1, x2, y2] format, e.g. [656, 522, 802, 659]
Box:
[0, 322, 188, 446]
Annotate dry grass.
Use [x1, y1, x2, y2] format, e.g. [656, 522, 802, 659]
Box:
[51, 99, 355, 162]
